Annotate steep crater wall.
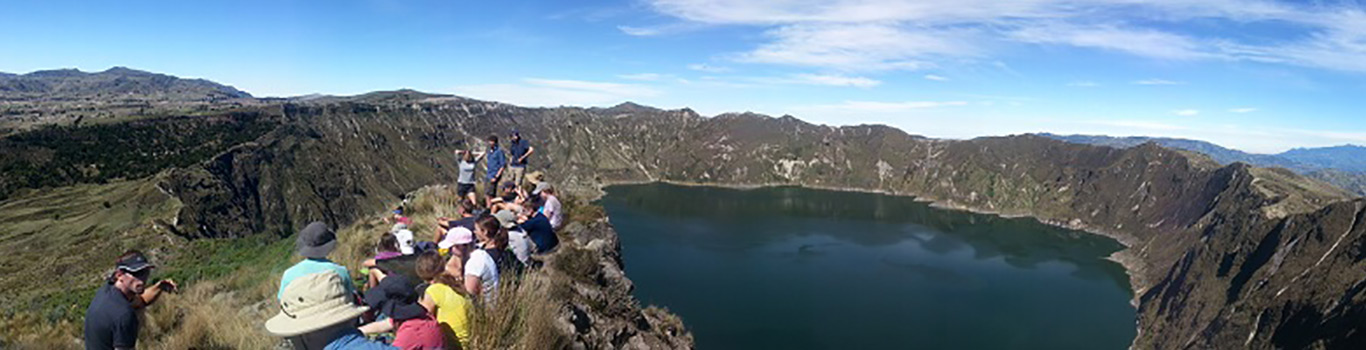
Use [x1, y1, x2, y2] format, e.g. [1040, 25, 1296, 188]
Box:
[163, 99, 1364, 349]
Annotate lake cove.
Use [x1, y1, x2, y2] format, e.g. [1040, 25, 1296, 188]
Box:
[600, 183, 1137, 350]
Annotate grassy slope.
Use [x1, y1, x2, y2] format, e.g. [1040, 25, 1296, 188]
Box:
[0, 178, 181, 348]
[0, 182, 604, 349]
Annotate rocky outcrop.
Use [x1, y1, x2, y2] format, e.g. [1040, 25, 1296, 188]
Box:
[553, 221, 693, 349]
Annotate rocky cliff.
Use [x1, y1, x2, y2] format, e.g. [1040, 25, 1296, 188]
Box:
[155, 95, 1365, 348]
[9, 83, 1358, 348]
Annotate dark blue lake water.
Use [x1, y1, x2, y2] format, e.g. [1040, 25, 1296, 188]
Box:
[601, 183, 1136, 350]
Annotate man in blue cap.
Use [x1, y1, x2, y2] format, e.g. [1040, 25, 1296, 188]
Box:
[506, 130, 535, 189]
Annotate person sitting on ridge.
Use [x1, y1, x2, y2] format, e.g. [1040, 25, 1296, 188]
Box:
[532, 181, 563, 229]
[363, 232, 405, 289]
[279, 221, 355, 303]
[464, 216, 508, 301]
[385, 206, 413, 226]
[521, 197, 559, 255]
[359, 274, 444, 350]
[496, 209, 533, 266]
[418, 251, 474, 349]
[267, 272, 395, 350]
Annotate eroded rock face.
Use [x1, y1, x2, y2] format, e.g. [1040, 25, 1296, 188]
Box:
[555, 222, 693, 350]
[156, 97, 1363, 349]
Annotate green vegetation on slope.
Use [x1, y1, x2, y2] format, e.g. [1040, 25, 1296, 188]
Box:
[0, 111, 278, 199]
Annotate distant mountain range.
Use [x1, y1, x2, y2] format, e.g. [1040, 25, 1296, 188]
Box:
[0, 67, 252, 101]
[1040, 133, 1366, 195]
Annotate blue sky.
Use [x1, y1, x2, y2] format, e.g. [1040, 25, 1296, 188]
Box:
[3, 0, 1365, 153]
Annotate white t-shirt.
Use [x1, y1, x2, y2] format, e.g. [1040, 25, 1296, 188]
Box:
[507, 229, 532, 264]
[464, 249, 500, 299]
[457, 160, 477, 184]
[544, 194, 563, 228]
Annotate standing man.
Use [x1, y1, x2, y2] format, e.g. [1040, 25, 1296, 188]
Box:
[84, 250, 178, 350]
[484, 135, 508, 203]
[506, 130, 535, 189]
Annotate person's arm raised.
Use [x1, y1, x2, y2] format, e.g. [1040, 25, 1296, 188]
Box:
[134, 279, 177, 308]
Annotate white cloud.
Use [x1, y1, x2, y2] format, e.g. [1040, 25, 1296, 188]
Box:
[636, 0, 1366, 74]
[733, 23, 970, 70]
[1067, 81, 1099, 87]
[687, 63, 731, 73]
[1135, 79, 1185, 85]
[796, 100, 968, 113]
[1083, 120, 1188, 131]
[618, 73, 668, 81]
[923, 74, 948, 81]
[789, 73, 881, 87]
[618, 26, 662, 36]
[618, 22, 706, 36]
[1009, 23, 1215, 60]
[1173, 109, 1200, 116]
[451, 78, 660, 107]
[1229, 107, 1258, 113]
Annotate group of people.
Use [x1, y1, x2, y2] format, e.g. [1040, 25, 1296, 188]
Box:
[266, 131, 563, 350]
[82, 130, 564, 350]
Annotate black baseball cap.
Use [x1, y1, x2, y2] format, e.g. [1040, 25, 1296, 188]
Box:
[116, 250, 155, 273]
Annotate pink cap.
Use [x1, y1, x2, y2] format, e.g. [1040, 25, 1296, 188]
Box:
[438, 227, 474, 249]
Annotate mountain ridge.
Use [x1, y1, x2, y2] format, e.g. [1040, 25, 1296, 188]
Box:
[1041, 133, 1366, 195]
[3, 69, 1366, 349]
[0, 66, 252, 99]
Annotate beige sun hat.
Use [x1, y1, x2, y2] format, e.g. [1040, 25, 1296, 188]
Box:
[524, 170, 545, 185]
[265, 272, 369, 337]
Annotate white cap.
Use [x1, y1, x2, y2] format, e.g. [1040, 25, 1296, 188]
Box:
[394, 229, 415, 255]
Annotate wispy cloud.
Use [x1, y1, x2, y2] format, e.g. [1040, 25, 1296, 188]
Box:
[1067, 81, 1099, 87]
[1173, 109, 1200, 116]
[1135, 79, 1185, 85]
[618, 73, 668, 81]
[687, 63, 731, 73]
[618, 25, 663, 36]
[923, 74, 949, 81]
[618, 22, 705, 36]
[452, 78, 660, 107]
[1229, 107, 1258, 113]
[789, 73, 881, 87]
[732, 23, 967, 70]
[1009, 23, 1213, 60]
[1084, 120, 1188, 131]
[796, 100, 969, 113]
[635, 0, 1366, 74]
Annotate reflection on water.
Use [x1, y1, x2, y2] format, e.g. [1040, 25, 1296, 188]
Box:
[602, 183, 1137, 350]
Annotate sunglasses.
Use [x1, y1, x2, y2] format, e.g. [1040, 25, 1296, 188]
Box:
[122, 268, 152, 281]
